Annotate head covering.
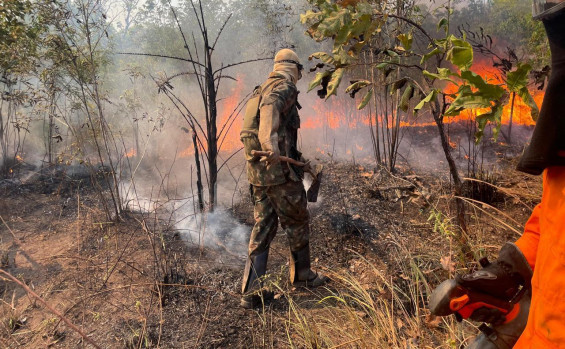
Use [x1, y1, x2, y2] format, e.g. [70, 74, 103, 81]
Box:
[273, 49, 302, 83]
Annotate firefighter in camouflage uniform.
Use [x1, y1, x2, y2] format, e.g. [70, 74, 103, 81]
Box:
[239, 48, 328, 308]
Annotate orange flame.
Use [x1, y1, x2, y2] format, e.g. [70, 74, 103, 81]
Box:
[176, 60, 544, 162]
[125, 148, 136, 158]
[179, 146, 195, 158]
[177, 75, 245, 158]
[442, 60, 543, 126]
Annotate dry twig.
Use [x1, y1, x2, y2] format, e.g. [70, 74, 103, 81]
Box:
[0, 269, 102, 349]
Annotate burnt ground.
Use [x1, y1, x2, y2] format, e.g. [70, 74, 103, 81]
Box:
[0, 157, 542, 348]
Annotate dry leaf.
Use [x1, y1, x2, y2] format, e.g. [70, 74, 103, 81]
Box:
[440, 255, 456, 273]
[425, 313, 442, 328]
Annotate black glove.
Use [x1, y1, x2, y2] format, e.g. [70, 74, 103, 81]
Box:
[456, 259, 523, 301]
[455, 243, 532, 324]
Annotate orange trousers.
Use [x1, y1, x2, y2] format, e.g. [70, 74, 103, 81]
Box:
[514, 167, 565, 348]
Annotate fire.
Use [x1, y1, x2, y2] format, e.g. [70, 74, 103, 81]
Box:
[442, 60, 543, 126]
[177, 75, 245, 158]
[299, 60, 544, 132]
[179, 60, 544, 163]
[16, 155, 23, 161]
[302, 98, 368, 130]
[179, 146, 195, 158]
[125, 148, 136, 158]
[217, 75, 245, 153]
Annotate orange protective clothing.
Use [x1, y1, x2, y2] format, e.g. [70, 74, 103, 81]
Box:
[514, 166, 565, 348]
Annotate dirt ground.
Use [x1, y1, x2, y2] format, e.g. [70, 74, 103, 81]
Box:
[0, 156, 542, 348]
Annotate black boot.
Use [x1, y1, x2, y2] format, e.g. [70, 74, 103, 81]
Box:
[241, 250, 274, 309]
[289, 244, 329, 287]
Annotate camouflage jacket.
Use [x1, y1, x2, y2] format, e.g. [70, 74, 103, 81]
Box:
[240, 72, 303, 186]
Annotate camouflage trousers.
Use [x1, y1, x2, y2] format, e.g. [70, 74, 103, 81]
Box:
[248, 180, 310, 257]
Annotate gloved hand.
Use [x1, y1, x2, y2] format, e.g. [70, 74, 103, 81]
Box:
[464, 305, 507, 325]
[259, 149, 280, 166]
[429, 243, 532, 325]
[456, 242, 532, 304]
[300, 156, 313, 175]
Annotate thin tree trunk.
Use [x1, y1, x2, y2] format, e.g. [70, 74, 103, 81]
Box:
[193, 131, 204, 212]
[433, 107, 471, 258]
[205, 54, 218, 211]
[508, 92, 515, 144]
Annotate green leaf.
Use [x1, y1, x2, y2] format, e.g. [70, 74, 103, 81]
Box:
[460, 71, 505, 99]
[300, 10, 324, 24]
[437, 18, 448, 31]
[414, 90, 438, 112]
[423, 67, 458, 84]
[309, 52, 335, 65]
[308, 71, 332, 92]
[333, 46, 354, 65]
[335, 25, 351, 45]
[317, 9, 351, 37]
[376, 62, 389, 69]
[420, 47, 442, 65]
[397, 33, 413, 51]
[357, 88, 373, 110]
[506, 63, 532, 92]
[447, 37, 473, 70]
[516, 87, 540, 121]
[355, 1, 374, 15]
[349, 14, 373, 38]
[475, 102, 504, 142]
[389, 78, 407, 95]
[345, 80, 372, 94]
[445, 85, 494, 116]
[326, 68, 345, 99]
[399, 84, 414, 112]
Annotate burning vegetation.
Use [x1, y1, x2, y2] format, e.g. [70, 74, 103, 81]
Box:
[0, 0, 549, 348]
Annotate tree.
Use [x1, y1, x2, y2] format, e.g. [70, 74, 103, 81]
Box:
[127, 0, 271, 211]
[0, 0, 51, 176]
[300, 0, 538, 255]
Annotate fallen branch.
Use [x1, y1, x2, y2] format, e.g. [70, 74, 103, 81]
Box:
[0, 215, 20, 244]
[0, 269, 102, 349]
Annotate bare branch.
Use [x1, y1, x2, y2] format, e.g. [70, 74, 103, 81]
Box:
[217, 147, 244, 173]
[166, 0, 207, 96]
[212, 13, 233, 50]
[351, 61, 424, 71]
[167, 71, 206, 81]
[213, 57, 274, 76]
[378, 13, 436, 47]
[150, 74, 209, 144]
[162, 89, 210, 162]
[116, 52, 206, 68]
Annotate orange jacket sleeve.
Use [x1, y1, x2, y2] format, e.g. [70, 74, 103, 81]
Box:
[515, 203, 542, 271]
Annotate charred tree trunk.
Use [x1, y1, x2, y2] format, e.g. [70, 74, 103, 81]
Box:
[205, 49, 218, 211]
[193, 131, 204, 212]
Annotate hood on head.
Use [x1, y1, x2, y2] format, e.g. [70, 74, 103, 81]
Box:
[273, 62, 301, 83]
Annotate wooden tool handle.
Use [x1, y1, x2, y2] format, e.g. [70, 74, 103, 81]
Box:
[250, 150, 306, 167]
